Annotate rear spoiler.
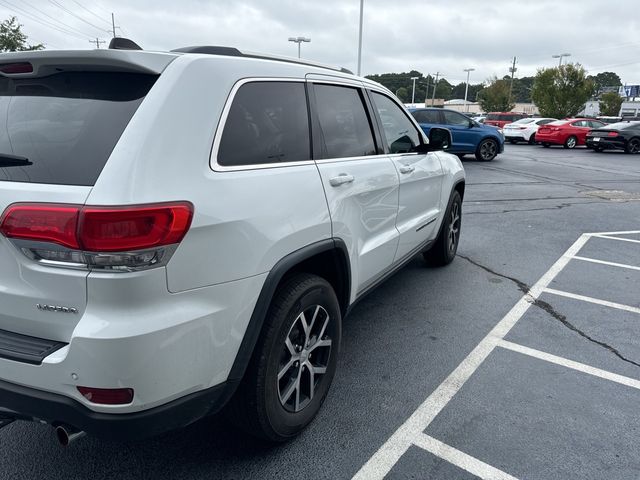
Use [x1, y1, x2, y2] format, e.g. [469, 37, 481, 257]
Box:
[0, 49, 178, 77]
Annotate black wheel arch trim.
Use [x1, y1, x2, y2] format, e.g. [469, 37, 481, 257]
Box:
[227, 238, 351, 383]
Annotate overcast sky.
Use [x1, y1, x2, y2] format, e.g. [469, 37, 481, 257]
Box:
[2, 0, 639, 86]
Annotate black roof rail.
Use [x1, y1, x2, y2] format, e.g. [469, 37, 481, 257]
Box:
[108, 37, 142, 50]
[171, 45, 354, 75]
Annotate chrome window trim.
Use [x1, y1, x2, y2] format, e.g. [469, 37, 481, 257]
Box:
[209, 77, 314, 173]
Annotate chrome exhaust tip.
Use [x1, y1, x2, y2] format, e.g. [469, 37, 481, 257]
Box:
[55, 425, 86, 446]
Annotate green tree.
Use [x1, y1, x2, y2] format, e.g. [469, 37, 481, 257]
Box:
[599, 91, 623, 116]
[477, 77, 514, 112]
[588, 71, 622, 94]
[531, 64, 594, 118]
[0, 17, 43, 52]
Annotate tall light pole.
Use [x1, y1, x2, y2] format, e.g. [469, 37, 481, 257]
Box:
[410, 76, 419, 104]
[552, 53, 571, 67]
[463, 68, 475, 112]
[288, 37, 311, 58]
[357, 0, 364, 75]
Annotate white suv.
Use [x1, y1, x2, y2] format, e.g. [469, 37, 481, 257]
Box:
[0, 41, 464, 444]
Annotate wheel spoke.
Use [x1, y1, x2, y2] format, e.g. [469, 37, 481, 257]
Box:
[285, 337, 296, 356]
[307, 362, 315, 401]
[298, 311, 311, 343]
[281, 371, 300, 405]
[309, 338, 332, 352]
[278, 356, 298, 381]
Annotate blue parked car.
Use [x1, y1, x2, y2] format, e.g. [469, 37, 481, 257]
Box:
[409, 108, 504, 161]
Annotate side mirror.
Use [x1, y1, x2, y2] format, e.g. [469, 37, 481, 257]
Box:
[428, 127, 452, 151]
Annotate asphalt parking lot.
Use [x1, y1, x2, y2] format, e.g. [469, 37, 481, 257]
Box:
[2, 144, 640, 480]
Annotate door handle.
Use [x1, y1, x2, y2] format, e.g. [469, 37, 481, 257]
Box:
[329, 174, 355, 187]
[399, 164, 415, 174]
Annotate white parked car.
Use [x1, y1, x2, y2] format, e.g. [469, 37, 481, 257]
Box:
[503, 117, 557, 144]
[0, 40, 465, 444]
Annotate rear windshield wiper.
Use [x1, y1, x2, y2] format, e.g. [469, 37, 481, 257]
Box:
[0, 154, 32, 167]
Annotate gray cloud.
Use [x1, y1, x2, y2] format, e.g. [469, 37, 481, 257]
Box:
[3, 0, 639, 85]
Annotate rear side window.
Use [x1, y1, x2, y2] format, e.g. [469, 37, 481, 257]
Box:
[313, 84, 376, 159]
[218, 82, 310, 167]
[0, 71, 157, 186]
[371, 92, 421, 154]
[412, 109, 440, 124]
[537, 119, 555, 125]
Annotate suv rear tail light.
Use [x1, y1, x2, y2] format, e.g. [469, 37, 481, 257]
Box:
[0, 62, 33, 74]
[0, 202, 193, 271]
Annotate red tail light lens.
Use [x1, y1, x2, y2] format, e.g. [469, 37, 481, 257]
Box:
[0, 62, 33, 74]
[0, 202, 193, 252]
[0, 204, 80, 249]
[607, 131, 618, 137]
[80, 203, 193, 252]
[77, 386, 134, 405]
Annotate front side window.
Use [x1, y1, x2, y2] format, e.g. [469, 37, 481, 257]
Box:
[443, 110, 471, 126]
[313, 84, 376, 159]
[371, 92, 421, 154]
[218, 82, 310, 167]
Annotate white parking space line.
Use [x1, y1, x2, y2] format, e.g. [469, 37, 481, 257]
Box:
[351, 234, 590, 480]
[573, 256, 640, 271]
[498, 340, 640, 390]
[413, 434, 520, 480]
[544, 288, 640, 315]
[591, 235, 640, 245]
[587, 230, 640, 236]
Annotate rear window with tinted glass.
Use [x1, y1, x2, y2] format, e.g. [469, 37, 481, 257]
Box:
[0, 71, 157, 186]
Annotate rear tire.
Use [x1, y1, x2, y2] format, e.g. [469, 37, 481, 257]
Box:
[528, 134, 536, 145]
[424, 190, 462, 267]
[475, 139, 498, 161]
[229, 273, 341, 442]
[564, 136, 577, 149]
[625, 137, 640, 154]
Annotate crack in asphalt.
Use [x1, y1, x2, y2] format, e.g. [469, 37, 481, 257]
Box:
[464, 200, 615, 215]
[458, 255, 640, 369]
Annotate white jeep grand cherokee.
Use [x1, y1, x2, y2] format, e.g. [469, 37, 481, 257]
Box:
[0, 40, 464, 444]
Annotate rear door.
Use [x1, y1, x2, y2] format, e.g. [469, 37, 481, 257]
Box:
[309, 81, 400, 296]
[411, 109, 442, 137]
[368, 90, 444, 261]
[0, 69, 158, 343]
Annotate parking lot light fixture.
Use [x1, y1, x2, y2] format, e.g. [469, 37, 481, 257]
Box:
[463, 68, 475, 112]
[552, 53, 571, 67]
[410, 76, 419, 104]
[288, 36, 311, 58]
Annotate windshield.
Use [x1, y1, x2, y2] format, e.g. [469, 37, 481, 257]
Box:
[0, 71, 157, 186]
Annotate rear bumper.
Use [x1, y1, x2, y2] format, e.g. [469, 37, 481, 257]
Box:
[504, 132, 527, 141]
[535, 133, 564, 145]
[0, 377, 236, 440]
[586, 138, 625, 150]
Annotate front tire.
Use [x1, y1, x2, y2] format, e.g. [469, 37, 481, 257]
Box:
[424, 190, 462, 266]
[230, 274, 341, 442]
[475, 139, 498, 161]
[564, 136, 577, 149]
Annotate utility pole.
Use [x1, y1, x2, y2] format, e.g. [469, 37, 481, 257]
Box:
[357, 0, 364, 76]
[431, 72, 441, 106]
[410, 76, 419, 104]
[508, 57, 517, 106]
[111, 13, 117, 38]
[90, 38, 105, 49]
[463, 68, 475, 112]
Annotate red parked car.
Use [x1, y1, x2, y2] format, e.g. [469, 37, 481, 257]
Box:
[484, 112, 528, 128]
[536, 118, 606, 149]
